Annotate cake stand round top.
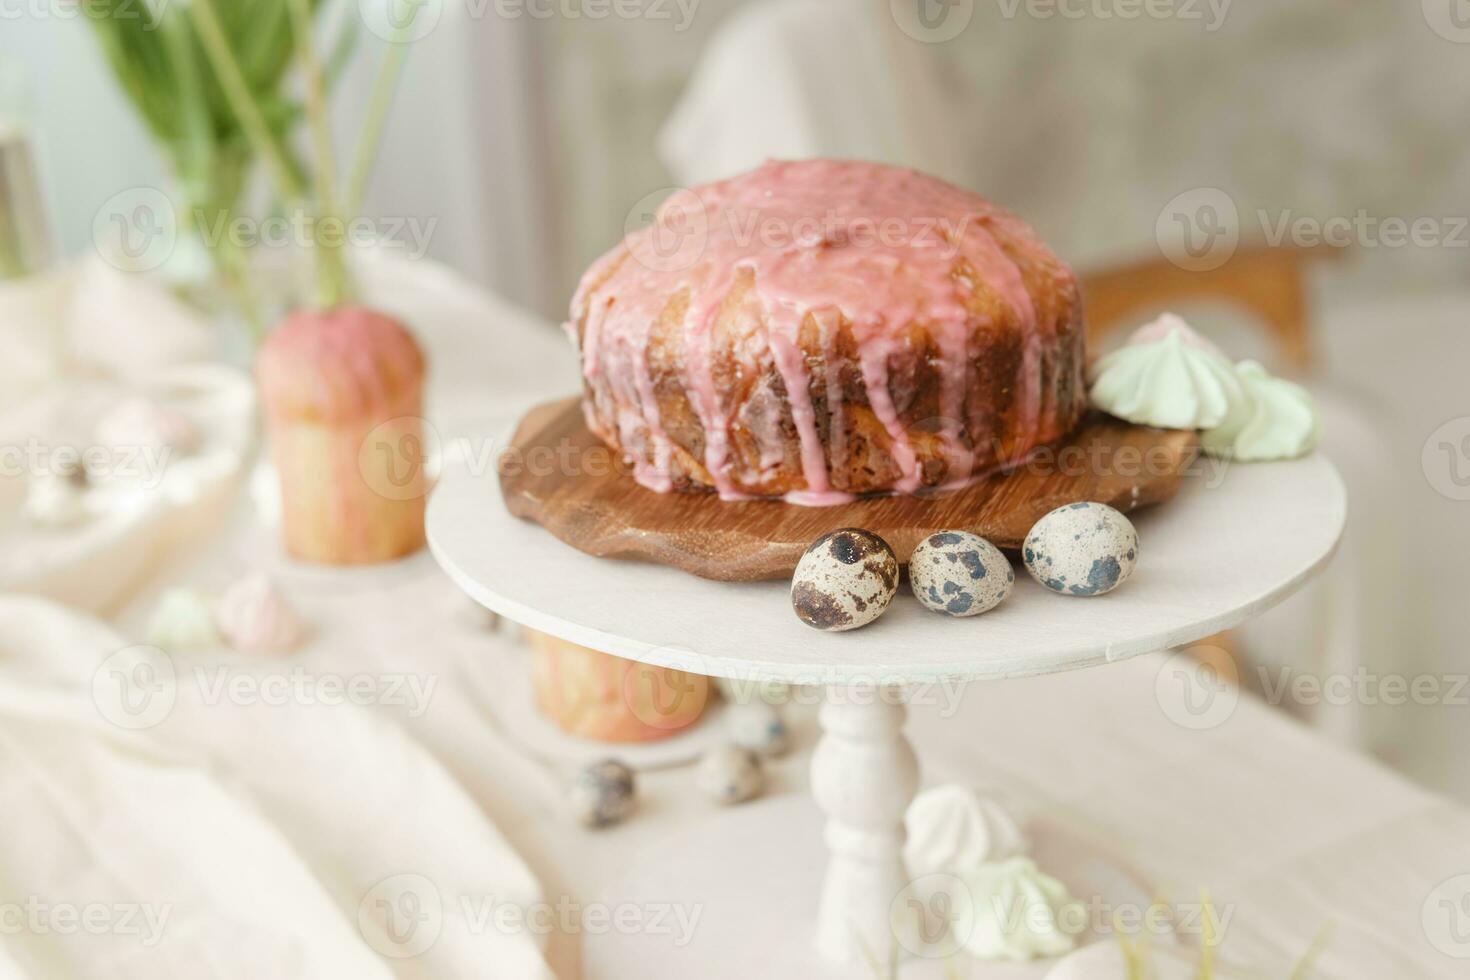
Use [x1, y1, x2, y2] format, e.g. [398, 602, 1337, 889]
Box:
[428, 443, 1345, 686]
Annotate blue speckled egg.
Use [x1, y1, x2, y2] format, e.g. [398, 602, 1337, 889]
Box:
[1023, 502, 1138, 597]
[909, 531, 1014, 617]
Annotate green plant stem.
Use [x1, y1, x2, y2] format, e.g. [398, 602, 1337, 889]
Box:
[188, 0, 304, 201]
[162, 11, 264, 333]
[287, 0, 349, 308]
[214, 231, 266, 337]
[344, 37, 411, 215]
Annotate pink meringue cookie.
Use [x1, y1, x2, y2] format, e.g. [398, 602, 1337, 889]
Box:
[1124, 312, 1226, 358]
[216, 574, 307, 655]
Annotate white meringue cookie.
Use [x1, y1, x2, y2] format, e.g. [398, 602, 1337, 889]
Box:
[1202, 360, 1320, 461]
[216, 574, 307, 655]
[1088, 316, 1247, 430]
[904, 784, 1027, 879]
[960, 857, 1082, 962]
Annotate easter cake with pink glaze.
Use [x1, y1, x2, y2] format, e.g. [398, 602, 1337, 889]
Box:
[569, 159, 1086, 504]
[257, 305, 428, 564]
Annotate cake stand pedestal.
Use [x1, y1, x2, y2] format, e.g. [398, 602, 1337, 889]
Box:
[428, 449, 1345, 968]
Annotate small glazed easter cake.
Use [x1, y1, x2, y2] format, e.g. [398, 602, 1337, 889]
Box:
[527, 630, 710, 742]
[569, 160, 1086, 504]
[258, 306, 428, 564]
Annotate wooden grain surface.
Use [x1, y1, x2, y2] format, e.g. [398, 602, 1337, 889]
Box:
[497, 397, 1199, 582]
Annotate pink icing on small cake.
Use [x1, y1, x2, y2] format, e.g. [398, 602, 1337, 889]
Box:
[257, 306, 428, 564]
[259, 306, 425, 423]
[568, 159, 1086, 504]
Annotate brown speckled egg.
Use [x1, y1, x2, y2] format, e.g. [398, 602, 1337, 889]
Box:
[790, 528, 898, 631]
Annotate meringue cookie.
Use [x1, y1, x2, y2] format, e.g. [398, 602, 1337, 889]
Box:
[904, 785, 1027, 878]
[24, 472, 89, 528]
[1202, 360, 1320, 461]
[146, 588, 223, 652]
[1088, 316, 1247, 430]
[960, 857, 1083, 962]
[1122, 312, 1226, 358]
[216, 574, 307, 655]
[95, 396, 201, 462]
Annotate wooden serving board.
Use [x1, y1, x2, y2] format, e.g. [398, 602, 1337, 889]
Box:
[497, 397, 1199, 583]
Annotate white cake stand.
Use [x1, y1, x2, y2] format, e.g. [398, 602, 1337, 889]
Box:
[427, 449, 1345, 967]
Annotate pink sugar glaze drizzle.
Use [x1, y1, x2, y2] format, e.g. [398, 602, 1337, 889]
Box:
[573, 159, 1050, 501]
[766, 327, 831, 495]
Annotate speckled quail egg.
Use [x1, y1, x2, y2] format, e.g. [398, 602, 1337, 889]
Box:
[695, 745, 765, 805]
[908, 531, 1014, 617]
[568, 758, 636, 828]
[1023, 502, 1138, 597]
[790, 528, 898, 631]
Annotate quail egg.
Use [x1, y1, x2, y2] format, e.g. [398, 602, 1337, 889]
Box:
[790, 528, 898, 631]
[696, 745, 765, 805]
[908, 531, 1014, 617]
[1022, 502, 1138, 597]
[568, 758, 636, 828]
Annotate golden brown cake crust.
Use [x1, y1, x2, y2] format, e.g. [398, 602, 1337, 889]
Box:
[569, 161, 1086, 502]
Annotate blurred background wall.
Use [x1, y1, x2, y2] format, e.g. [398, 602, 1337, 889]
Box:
[9, 1, 1470, 312]
[4, 0, 1470, 796]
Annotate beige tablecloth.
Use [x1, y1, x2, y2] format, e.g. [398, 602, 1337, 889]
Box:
[4, 254, 1467, 978]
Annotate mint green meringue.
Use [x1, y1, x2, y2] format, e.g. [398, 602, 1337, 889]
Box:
[1087, 324, 1247, 430]
[960, 857, 1082, 961]
[1202, 360, 1320, 460]
[146, 587, 222, 652]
